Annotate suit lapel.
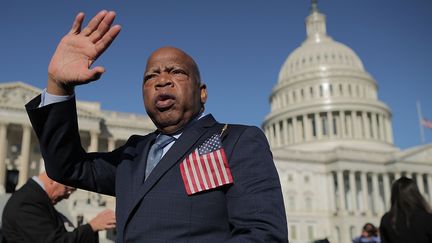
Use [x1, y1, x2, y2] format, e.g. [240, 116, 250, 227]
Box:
[123, 114, 218, 229]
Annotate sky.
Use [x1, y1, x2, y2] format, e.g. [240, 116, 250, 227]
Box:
[1, 0, 431, 149]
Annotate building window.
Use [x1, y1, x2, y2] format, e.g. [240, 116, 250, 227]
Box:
[290, 225, 297, 240]
[308, 225, 314, 240]
[288, 196, 296, 211]
[305, 196, 313, 210]
[288, 174, 293, 182]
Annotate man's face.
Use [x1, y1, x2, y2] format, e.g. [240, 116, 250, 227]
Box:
[51, 183, 76, 205]
[143, 47, 207, 134]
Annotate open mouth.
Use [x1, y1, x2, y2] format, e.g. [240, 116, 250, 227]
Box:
[155, 93, 176, 110]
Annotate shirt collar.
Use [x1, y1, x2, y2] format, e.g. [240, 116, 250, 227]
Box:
[32, 176, 45, 191]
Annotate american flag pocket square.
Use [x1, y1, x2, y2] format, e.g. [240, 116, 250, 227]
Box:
[180, 133, 234, 195]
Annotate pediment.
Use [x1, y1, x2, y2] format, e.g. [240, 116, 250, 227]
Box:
[0, 81, 42, 109]
[0, 81, 101, 119]
[398, 144, 432, 163]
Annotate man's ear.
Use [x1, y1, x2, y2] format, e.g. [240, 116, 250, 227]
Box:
[200, 83, 207, 105]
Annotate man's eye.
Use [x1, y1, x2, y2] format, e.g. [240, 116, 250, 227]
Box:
[144, 74, 156, 82]
[172, 69, 187, 75]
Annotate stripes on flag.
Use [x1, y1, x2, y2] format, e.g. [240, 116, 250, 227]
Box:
[422, 118, 432, 129]
[180, 134, 233, 195]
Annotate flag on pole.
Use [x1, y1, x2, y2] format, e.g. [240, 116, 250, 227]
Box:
[422, 118, 432, 129]
[180, 133, 233, 195]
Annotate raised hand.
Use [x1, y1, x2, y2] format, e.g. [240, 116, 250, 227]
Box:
[47, 10, 121, 95]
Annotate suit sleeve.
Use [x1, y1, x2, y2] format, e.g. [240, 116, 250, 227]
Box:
[25, 94, 123, 195]
[225, 126, 288, 242]
[13, 200, 98, 243]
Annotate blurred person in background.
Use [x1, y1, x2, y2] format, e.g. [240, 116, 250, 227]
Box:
[352, 222, 380, 243]
[1, 172, 115, 243]
[380, 177, 432, 243]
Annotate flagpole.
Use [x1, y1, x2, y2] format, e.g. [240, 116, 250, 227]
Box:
[417, 100, 425, 143]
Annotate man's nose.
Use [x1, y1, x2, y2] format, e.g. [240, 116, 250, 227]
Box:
[155, 73, 173, 89]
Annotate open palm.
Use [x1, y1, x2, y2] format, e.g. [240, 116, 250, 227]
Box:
[47, 10, 121, 95]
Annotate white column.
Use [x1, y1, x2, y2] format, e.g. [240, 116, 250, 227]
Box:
[316, 113, 322, 140]
[328, 112, 334, 138]
[394, 171, 401, 181]
[292, 117, 298, 143]
[0, 123, 8, 194]
[88, 131, 99, 152]
[427, 175, 432, 203]
[17, 125, 32, 188]
[378, 114, 385, 141]
[264, 127, 270, 142]
[303, 114, 310, 141]
[417, 173, 425, 195]
[327, 172, 336, 213]
[405, 172, 413, 179]
[275, 122, 281, 147]
[351, 111, 358, 139]
[281, 119, 288, 145]
[108, 138, 116, 151]
[269, 124, 275, 147]
[383, 173, 391, 210]
[337, 171, 346, 212]
[362, 112, 370, 139]
[347, 111, 355, 138]
[349, 171, 357, 214]
[371, 113, 378, 139]
[361, 172, 369, 215]
[385, 116, 393, 143]
[340, 111, 346, 138]
[371, 173, 381, 214]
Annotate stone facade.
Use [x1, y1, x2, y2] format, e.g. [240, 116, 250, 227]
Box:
[0, 81, 155, 240]
[262, 2, 432, 243]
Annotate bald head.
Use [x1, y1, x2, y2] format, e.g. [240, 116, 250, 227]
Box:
[146, 47, 201, 84]
[38, 172, 76, 205]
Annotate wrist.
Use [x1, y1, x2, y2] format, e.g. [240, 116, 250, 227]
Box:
[47, 76, 74, 96]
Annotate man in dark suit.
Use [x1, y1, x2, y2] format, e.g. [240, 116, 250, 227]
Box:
[25, 10, 288, 242]
[1, 172, 116, 243]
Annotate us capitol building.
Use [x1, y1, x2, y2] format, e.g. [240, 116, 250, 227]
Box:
[0, 2, 431, 243]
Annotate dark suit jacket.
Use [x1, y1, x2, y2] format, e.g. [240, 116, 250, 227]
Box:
[380, 210, 432, 243]
[26, 95, 288, 243]
[1, 178, 98, 243]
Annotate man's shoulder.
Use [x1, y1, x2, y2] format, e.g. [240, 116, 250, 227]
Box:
[224, 124, 264, 136]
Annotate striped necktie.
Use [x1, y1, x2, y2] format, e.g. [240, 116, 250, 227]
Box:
[145, 134, 175, 179]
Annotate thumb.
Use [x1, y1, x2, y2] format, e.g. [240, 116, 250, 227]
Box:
[86, 66, 105, 81]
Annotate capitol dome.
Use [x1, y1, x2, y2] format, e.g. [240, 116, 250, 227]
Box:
[263, 1, 395, 151]
[278, 38, 365, 84]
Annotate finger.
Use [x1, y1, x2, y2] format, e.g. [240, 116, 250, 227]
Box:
[69, 12, 85, 34]
[89, 11, 117, 43]
[81, 10, 108, 36]
[95, 25, 121, 56]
